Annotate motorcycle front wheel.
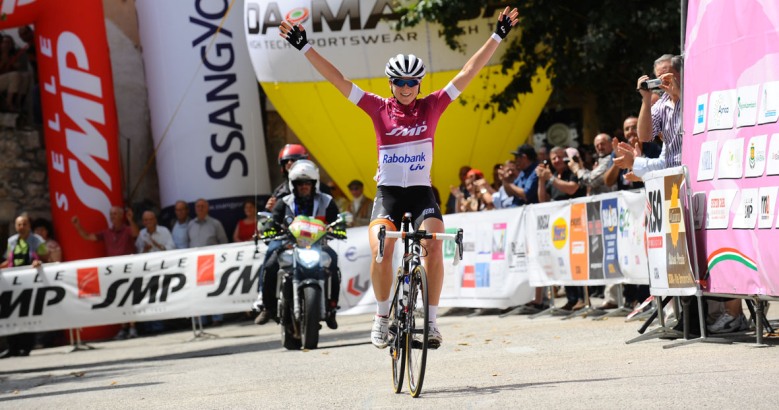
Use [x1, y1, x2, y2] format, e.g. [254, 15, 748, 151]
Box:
[301, 286, 321, 350]
[280, 297, 301, 350]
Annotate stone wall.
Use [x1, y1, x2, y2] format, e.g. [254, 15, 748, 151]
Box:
[0, 127, 51, 247]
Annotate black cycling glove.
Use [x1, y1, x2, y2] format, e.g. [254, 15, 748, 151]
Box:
[493, 14, 513, 40]
[285, 24, 309, 51]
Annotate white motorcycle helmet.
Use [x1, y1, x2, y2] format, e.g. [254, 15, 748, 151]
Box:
[288, 159, 320, 195]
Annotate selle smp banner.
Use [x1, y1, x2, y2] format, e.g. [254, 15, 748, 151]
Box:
[0, 0, 124, 262]
[682, 0, 779, 296]
[3, 190, 672, 336]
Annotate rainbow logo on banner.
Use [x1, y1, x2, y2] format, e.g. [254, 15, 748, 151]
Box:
[552, 218, 568, 250]
[707, 248, 758, 272]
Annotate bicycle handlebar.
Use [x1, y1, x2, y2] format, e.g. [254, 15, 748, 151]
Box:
[375, 228, 464, 265]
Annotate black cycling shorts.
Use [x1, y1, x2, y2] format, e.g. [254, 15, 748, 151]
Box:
[370, 185, 442, 230]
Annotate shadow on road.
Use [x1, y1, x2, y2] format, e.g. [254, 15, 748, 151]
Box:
[0, 382, 161, 402]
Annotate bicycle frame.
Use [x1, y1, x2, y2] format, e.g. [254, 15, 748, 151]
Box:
[375, 212, 463, 397]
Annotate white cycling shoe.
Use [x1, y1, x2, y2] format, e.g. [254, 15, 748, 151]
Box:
[428, 322, 442, 349]
[371, 315, 390, 349]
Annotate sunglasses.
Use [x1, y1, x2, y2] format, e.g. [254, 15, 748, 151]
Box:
[391, 78, 420, 87]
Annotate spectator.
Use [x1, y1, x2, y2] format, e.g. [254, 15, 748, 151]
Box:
[505, 144, 540, 205]
[71, 206, 139, 339]
[490, 163, 502, 191]
[445, 165, 471, 214]
[171, 200, 191, 249]
[0, 214, 48, 358]
[603, 116, 661, 310]
[492, 160, 521, 209]
[326, 181, 350, 214]
[188, 199, 228, 247]
[71, 206, 139, 257]
[136, 210, 175, 253]
[568, 133, 616, 195]
[535, 147, 586, 311]
[452, 169, 491, 212]
[31, 218, 62, 263]
[188, 198, 228, 326]
[233, 199, 257, 242]
[347, 179, 373, 227]
[136, 210, 174, 334]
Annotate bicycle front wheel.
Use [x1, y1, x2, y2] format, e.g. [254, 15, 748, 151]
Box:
[406, 265, 428, 397]
[389, 277, 405, 393]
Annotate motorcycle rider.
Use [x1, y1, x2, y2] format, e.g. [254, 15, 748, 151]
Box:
[255, 160, 341, 330]
[265, 144, 330, 211]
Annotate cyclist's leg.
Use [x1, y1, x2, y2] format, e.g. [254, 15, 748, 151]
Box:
[369, 220, 397, 308]
[419, 217, 444, 306]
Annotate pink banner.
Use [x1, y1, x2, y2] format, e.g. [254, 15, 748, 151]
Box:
[683, 0, 779, 296]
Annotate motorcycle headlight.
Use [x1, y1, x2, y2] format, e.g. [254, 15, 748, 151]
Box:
[297, 249, 321, 268]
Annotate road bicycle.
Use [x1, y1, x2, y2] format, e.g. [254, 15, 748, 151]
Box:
[376, 213, 463, 397]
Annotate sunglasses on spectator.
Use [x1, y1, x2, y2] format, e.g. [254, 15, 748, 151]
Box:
[391, 78, 420, 87]
[293, 180, 314, 186]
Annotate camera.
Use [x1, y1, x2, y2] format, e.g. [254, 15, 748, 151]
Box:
[640, 78, 662, 90]
[542, 159, 549, 166]
[564, 156, 580, 163]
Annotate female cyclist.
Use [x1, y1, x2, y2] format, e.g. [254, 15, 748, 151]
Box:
[279, 6, 518, 349]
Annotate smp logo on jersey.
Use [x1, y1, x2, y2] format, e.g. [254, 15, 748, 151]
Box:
[386, 123, 428, 137]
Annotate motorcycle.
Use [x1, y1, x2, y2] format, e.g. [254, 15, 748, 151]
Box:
[256, 212, 349, 350]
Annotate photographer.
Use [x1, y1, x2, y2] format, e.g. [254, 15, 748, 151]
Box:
[616, 55, 683, 176]
[536, 146, 585, 203]
[505, 144, 540, 205]
[492, 160, 521, 209]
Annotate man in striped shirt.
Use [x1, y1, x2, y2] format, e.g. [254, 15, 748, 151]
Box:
[625, 55, 683, 177]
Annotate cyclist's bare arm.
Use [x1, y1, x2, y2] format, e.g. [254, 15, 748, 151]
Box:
[450, 7, 518, 92]
[279, 21, 352, 97]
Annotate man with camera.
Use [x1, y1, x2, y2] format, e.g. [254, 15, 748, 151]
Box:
[616, 55, 683, 176]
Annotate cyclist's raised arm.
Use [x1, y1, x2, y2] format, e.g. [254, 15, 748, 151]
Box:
[279, 20, 353, 98]
[451, 7, 518, 92]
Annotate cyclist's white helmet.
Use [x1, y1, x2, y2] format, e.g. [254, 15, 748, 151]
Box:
[385, 54, 426, 79]
[288, 159, 320, 194]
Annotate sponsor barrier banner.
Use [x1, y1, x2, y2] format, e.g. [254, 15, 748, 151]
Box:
[1, 243, 263, 336]
[643, 167, 697, 297]
[2, 190, 663, 335]
[524, 192, 649, 287]
[0, 0, 125, 261]
[682, 0, 779, 296]
[136, 0, 270, 217]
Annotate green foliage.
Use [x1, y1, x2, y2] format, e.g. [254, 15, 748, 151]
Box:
[394, 0, 682, 131]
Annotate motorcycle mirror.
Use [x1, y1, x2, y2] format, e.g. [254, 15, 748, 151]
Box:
[256, 211, 274, 232]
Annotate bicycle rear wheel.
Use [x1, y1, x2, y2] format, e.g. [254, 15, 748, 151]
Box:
[389, 278, 405, 393]
[406, 265, 428, 397]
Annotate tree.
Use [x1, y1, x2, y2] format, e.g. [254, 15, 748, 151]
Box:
[395, 0, 682, 134]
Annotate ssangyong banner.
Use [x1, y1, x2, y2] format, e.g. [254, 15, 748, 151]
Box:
[244, 0, 552, 200]
[682, 0, 779, 296]
[136, 0, 270, 215]
[0, 0, 125, 261]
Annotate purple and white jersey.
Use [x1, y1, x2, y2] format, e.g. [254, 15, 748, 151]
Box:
[348, 83, 461, 187]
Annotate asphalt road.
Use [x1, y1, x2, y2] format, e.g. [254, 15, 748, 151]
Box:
[1, 301, 777, 409]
